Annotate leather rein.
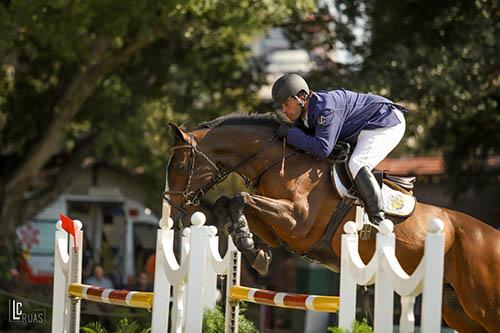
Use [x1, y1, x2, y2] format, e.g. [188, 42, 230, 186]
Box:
[163, 134, 300, 218]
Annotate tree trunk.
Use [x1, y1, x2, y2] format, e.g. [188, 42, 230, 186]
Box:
[0, 187, 28, 263]
[0, 132, 97, 269]
[0, 25, 172, 269]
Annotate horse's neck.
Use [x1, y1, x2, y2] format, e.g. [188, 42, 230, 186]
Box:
[202, 126, 345, 208]
[204, 126, 275, 176]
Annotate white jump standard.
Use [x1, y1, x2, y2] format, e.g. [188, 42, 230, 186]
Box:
[51, 204, 445, 333]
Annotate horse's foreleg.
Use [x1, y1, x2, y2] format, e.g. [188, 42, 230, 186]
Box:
[237, 192, 313, 239]
[214, 195, 274, 275]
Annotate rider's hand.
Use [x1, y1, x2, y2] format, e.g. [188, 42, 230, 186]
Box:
[277, 125, 290, 138]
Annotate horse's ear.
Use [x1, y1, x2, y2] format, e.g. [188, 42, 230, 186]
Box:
[168, 123, 190, 143]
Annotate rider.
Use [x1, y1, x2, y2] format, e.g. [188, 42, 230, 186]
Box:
[271, 73, 407, 225]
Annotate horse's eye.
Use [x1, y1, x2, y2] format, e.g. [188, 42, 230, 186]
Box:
[175, 162, 185, 170]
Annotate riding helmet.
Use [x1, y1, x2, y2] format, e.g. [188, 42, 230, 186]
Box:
[271, 73, 310, 107]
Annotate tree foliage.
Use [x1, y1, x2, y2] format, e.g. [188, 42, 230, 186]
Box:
[286, 0, 499, 195]
[0, 0, 315, 255]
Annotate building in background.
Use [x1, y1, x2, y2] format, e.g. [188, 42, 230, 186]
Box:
[18, 164, 159, 288]
[252, 28, 317, 102]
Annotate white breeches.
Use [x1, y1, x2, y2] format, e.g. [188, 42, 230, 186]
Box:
[348, 108, 406, 178]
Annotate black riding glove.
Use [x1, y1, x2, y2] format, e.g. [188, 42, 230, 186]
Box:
[327, 141, 351, 162]
[277, 125, 291, 138]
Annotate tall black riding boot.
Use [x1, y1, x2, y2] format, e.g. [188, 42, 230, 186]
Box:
[354, 166, 385, 225]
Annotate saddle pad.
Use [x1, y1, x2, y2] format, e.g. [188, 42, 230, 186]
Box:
[381, 184, 416, 217]
[333, 168, 416, 217]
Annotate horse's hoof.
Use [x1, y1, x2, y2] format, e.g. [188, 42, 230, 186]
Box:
[251, 250, 271, 275]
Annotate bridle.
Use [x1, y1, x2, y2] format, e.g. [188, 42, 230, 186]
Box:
[163, 133, 298, 218]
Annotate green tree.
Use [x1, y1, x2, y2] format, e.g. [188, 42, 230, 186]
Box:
[0, 0, 315, 258]
[358, 0, 499, 196]
[285, 0, 499, 196]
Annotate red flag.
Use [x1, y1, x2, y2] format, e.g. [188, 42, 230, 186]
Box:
[60, 213, 77, 248]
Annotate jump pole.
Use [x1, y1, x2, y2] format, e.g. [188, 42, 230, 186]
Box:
[229, 286, 340, 312]
[67, 284, 154, 309]
[224, 246, 339, 333]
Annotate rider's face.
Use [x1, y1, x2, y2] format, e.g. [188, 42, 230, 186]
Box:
[281, 96, 303, 121]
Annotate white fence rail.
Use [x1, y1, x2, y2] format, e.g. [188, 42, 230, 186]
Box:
[52, 207, 237, 333]
[52, 203, 445, 333]
[339, 218, 445, 333]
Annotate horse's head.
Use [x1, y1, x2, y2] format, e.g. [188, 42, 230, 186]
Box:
[164, 114, 289, 224]
[165, 123, 222, 223]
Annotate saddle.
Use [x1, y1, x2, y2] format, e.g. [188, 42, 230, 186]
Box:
[328, 142, 417, 218]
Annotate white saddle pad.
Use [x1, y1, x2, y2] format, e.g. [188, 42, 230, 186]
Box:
[381, 184, 416, 217]
[333, 168, 416, 217]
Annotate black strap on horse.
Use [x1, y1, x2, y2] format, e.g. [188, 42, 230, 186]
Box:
[307, 197, 355, 267]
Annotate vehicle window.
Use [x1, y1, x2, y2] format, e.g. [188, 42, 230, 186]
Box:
[29, 220, 57, 256]
[133, 223, 157, 251]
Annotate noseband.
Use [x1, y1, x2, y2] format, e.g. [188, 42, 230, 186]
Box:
[164, 133, 292, 217]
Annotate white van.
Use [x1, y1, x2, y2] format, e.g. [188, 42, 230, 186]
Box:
[20, 187, 158, 286]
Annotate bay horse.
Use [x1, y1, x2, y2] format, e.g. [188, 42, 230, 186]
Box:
[165, 114, 499, 333]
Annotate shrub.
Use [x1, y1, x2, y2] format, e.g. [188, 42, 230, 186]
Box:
[328, 319, 373, 333]
[203, 304, 258, 333]
[82, 318, 150, 333]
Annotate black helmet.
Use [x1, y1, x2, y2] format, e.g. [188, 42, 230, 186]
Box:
[271, 73, 310, 107]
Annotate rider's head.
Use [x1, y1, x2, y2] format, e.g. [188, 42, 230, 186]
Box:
[271, 73, 311, 121]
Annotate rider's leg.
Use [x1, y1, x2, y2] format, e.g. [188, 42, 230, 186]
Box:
[353, 166, 386, 224]
[349, 108, 406, 224]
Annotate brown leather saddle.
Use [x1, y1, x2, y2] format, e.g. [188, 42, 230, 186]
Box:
[328, 141, 416, 196]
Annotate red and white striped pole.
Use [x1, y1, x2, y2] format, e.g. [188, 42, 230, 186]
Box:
[68, 284, 153, 309]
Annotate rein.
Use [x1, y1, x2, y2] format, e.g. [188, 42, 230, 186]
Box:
[164, 134, 296, 216]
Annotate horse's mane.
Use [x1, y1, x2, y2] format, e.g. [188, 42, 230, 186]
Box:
[196, 112, 288, 130]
